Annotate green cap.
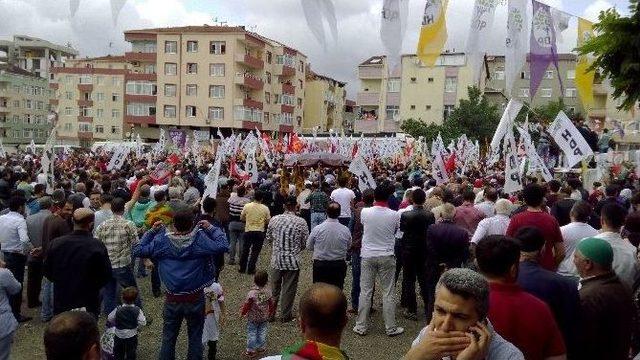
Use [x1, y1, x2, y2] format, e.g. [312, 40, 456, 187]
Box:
[576, 237, 614, 267]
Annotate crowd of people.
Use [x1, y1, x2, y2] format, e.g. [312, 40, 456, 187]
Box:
[1, 148, 640, 360]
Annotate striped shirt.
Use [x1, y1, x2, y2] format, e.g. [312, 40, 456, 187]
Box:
[267, 212, 309, 270]
[228, 194, 250, 222]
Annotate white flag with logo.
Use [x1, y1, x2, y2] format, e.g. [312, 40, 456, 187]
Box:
[380, 0, 409, 67]
[432, 153, 448, 185]
[503, 130, 523, 194]
[489, 99, 523, 165]
[505, 0, 530, 96]
[203, 151, 223, 201]
[0, 139, 5, 159]
[349, 155, 376, 191]
[466, 0, 500, 83]
[245, 149, 259, 184]
[107, 146, 128, 171]
[516, 126, 553, 181]
[548, 111, 593, 168]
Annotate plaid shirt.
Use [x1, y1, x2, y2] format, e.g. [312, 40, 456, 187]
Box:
[306, 191, 329, 213]
[95, 215, 139, 269]
[267, 212, 309, 270]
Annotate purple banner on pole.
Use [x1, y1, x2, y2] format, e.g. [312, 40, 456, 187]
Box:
[529, 0, 561, 97]
[168, 129, 186, 149]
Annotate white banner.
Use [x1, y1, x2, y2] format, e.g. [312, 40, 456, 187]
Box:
[0, 139, 5, 159]
[28, 139, 36, 154]
[635, 150, 640, 179]
[300, 0, 338, 50]
[489, 99, 523, 164]
[348, 155, 377, 191]
[505, 0, 529, 97]
[466, 0, 500, 83]
[41, 130, 57, 194]
[245, 150, 259, 184]
[549, 111, 593, 168]
[107, 146, 128, 171]
[516, 126, 552, 181]
[503, 130, 523, 194]
[551, 7, 571, 44]
[135, 134, 143, 158]
[380, 0, 409, 67]
[432, 153, 448, 185]
[203, 151, 223, 201]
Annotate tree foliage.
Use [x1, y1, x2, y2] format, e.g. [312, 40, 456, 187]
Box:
[400, 86, 500, 143]
[577, 1, 640, 110]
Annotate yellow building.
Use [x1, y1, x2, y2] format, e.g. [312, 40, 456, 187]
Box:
[123, 25, 307, 139]
[52, 55, 127, 147]
[303, 70, 346, 133]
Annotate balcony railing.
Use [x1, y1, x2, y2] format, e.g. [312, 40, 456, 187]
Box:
[358, 66, 384, 79]
[125, 52, 157, 62]
[77, 99, 93, 107]
[77, 84, 93, 92]
[235, 53, 264, 70]
[77, 115, 93, 123]
[235, 73, 264, 91]
[282, 83, 295, 95]
[125, 72, 157, 81]
[356, 92, 380, 106]
[125, 115, 156, 125]
[276, 64, 295, 77]
[281, 104, 295, 113]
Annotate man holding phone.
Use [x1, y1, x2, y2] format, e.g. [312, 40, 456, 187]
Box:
[406, 268, 523, 360]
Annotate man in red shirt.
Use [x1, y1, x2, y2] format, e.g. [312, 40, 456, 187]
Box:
[506, 184, 565, 271]
[475, 235, 566, 360]
[453, 190, 485, 234]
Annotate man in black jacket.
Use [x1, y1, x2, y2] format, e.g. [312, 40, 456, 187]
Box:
[44, 208, 112, 318]
[399, 189, 435, 321]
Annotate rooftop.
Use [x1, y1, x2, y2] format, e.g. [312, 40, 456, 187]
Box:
[0, 35, 78, 56]
[307, 69, 346, 86]
[0, 63, 44, 79]
[72, 55, 126, 62]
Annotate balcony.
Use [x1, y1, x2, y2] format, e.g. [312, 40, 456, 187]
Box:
[276, 64, 296, 77]
[240, 33, 266, 49]
[49, 83, 59, 90]
[242, 121, 263, 130]
[124, 94, 156, 103]
[359, 66, 384, 79]
[49, 99, 59, 106]
[234, 98, 263, 110]
[281, 104, 295, 113]
[77, 84, 93, 92]
[589, 108, 607, 118]
[386, 93, 401, 106]
[77, 116, 93, 123]
[125, 115, 156, 125]
[593, 82, 608, 95]
[125, 72, 157, 81]
[282, 83, 295, 95]
[235, 73, 264, 91]
[355, 119, 379, 134]
[0, 103, 8, 113]
[77, 99, 93, 107]
[77, 131, 93, 140]
[383, 120, 399, 133]
[125, 52, 157, 62]
[357, 92, 380, 106]
[279, 124, 294, 133]
[235, 53, 264, 70]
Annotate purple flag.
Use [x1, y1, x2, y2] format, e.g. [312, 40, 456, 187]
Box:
[529, 0, 561, 97]
[168, 129, 186, 149]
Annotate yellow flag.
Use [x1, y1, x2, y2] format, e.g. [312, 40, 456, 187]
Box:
[417, 0, 448, 67]
[576, 18, 595, 110]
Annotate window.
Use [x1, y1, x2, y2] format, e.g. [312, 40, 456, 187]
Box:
[386, 105, 399, 120]
[63, 123, 72, 131]
[164, 63, 177, 76]
[111, 126, 119, 134]
[186, 41, 198, 53]
[299, 60, 304, 72]
[520, 71, 530, 80]
[96, 109, 104, 118]
[65, 91, 73, 100]
[209, 63, 225, 76]
[544, 70, 554, 79]
[444, 77, 457, 93]
[79, 75, 92, 84]
[567, 70, 576, 79]
[127, 103, 156, 116]
[209, 41, 226, 55]
[443, 105, 455, 119]
[186, 106, 197, 117]
[387, 79, 400, 93]
[126, 81, 156, 95]
[266, 52, 272, 64]
[23, 130, 32, 138]
[264, 113, 270, 124]
[78, 122, 91, 132]
[209, 85, 225, 99]
[495, 70, 505, 80]
[79, 106, 91, 117]
[144, 64, 156, 74]
[565, 88, 577, 98]
[36, 101, 43, 110]
[24, 99, 33, 109]
[426, 105, 432, 110]
[96, 76, 104, 85]
[186, 84, 197, 96]
[299, 79, 303, 89]
[186, 63, 198, 74]
[265, 92, 271, 104]
[427, 77, 433, 83]
[265, 72, 272, 84]
[164, 105, 176, 118]
[95, 125, 104, 134]
[96, 93, 105, 101]
[112, 109, 120, 118]
[164, 84, 177, 97]
[12, 100, 19, 108]
[208, 107, 224, 120]
[410, 77, 417, 83]
[112, 77, 121, 86]
[410, 105, 416, 110]
[24, 114, 32, 124]
[274, 94, 281, 104]
[540, 88, 552, 98]
[165, 41, 177, 54]
[297, 98, 302, 107]
[112, 93, 120, 102]
[64, 107, 73, 116]
[519, 88, 530, 98]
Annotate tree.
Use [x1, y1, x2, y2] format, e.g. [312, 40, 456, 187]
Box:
[577, 1, 640, 110]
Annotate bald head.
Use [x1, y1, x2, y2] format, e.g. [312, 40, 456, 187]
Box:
[44, 311, 100, 360]
[299, 283, 347, 342]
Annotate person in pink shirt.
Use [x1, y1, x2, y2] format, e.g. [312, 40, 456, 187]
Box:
[453, 190, 486, 234]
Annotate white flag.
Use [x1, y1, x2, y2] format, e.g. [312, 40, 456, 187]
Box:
[28, 139, 37, 154]
[245, 150, 259, 184]
[466, 0, 500, 83]
[107, 146, 128, 171]
[110, 0, 127, 25]
[516, 126, 553, 181]
[300, 0, 338, 50]
[380, 0, 409, 68]
[432, 153, 448, 185]
[489, 99, 523, 165]
[41, 130, 57, 194]
[203, 151, 223, 201]
[551, 8, 571, 44]
[505, 0, 530, 96]
[135, 134, 143, 158]
[548, 111, 593, 168]
[503, 131, 523, 194]
[156, 128, 166, 154]
[348, 155, 377, 191]
[0, 139, 5, 159]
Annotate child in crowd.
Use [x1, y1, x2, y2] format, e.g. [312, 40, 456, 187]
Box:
[202, 280, 225, 360]
[240, 271, 275, 358]
[107, 287, 147, 360]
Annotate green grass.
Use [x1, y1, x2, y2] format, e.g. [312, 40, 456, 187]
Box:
[12, 246, 423, 359]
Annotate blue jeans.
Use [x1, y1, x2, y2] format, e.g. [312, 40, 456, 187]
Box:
[41, 278, 54, 321]
[228, 221, 245, 264]
[159, 295, 205, 360]
[102, 265, 142, 316]
[247, 321, 268, 351]
[351, 254, 361, 310]
[310, 212, 326, 229]
[0, 331, 15, 360]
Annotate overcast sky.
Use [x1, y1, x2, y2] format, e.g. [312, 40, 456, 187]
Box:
[0, 0, 631, 97]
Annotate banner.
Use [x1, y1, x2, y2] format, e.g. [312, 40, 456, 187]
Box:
[432, 153, 448, 185]
[505, 0, 529, 97]
[28, 139, 36, 154]
[156, 128, 166, 154]
[348, 155, 377, 191]
[516, 126, 553, 181]
[466, 0, 500, 83]
[135, 134, 142, 158]
[489, 99, 523, 164]
[635, 150, 640, 179]
[203, 151, 223, 200]
[41, 130, 57, 194]
[107, 146, 128, 171]
[576, 18, 595, 110]
[503, 130, 523, 194]
[551, 8, 571, 44]
[380, 0, 409, 68]
[110, 0, 127, 25]
[548, 111, 593, 168]
[0, 139, 5, 159]
[245, 151, 259, 184]
[417, 0, 448, 67]
[530, 0, 561, 97]
[300, 0, 338, 50]
[168, 129, 186, 149]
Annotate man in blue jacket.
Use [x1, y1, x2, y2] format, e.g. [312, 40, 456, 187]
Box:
[133, 209, 228, 360]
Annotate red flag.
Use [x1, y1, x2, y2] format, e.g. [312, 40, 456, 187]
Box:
[445, 153, 456, 173]
[352, 141, 359, 157]
[230, 160, 250, 181]
[167, 153, 180, 165]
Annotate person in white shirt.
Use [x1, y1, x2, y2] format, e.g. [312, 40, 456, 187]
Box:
[474, 188, 498, 218]
[297, 181, 312, 230]
[353, 182, 404, 337]
[471, 199, 512, 244]
[557, 201, 598, 277]
[330, 177, 355, 228]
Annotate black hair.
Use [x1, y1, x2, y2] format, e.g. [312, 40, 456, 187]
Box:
[202, 197, 217, 215]
[514, 226, 545, 252]
[154, 190, 166, 203]
[326, 202, 341, 219]
[475, 235, 521, 278]
[601, 203, 626, 229]
[254, 270, 268, 287]
[412, 188, 426, 205]
[570, 201, 592, 223]
[463, 189, 475, 202]
[173, 210, 194, 233]
[8, 196, 25, 212]
[522, 183, 545, 208]
[111, 197, 126, 213]
[362, 189, 375, 206]
[548, 180, 561, 193]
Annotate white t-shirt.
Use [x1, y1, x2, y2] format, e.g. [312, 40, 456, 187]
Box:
[330, 187, 356, 218]
[557, 222, 598, 276]
[360, 206, 399, 258]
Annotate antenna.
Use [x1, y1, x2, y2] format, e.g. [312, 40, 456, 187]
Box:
[213, 17, 228, 26]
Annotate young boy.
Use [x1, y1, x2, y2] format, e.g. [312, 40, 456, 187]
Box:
[202, 280, 225, 360]
[240, 271, 275, 358]
[107, 287, 147, 360]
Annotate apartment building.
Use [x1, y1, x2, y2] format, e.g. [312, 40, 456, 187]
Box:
[51, 56, 127, 147]
[0, 35, 78, 80]
[303, 70, 347, 133]
[0, 64, 53, 147]
[355, 53, 482, 134]
[123, 25, 307, 140]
